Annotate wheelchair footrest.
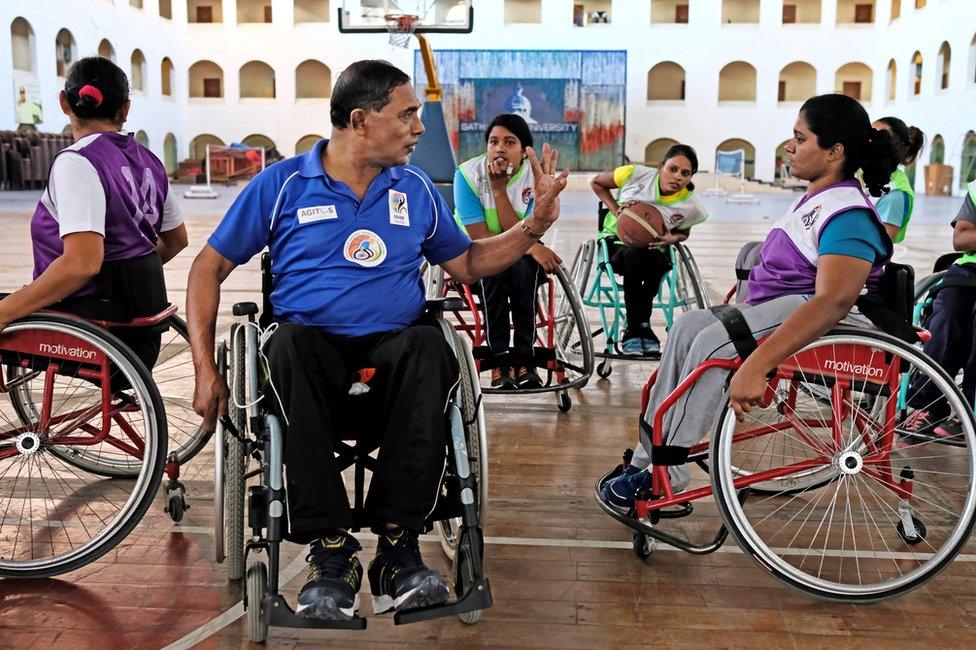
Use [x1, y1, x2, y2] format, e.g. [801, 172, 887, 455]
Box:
[393, 577, 493, 625]
[265, 594, 368, 630]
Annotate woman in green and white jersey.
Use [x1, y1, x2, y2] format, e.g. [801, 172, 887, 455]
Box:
[590, 144, 707, 355]
[454, 114, 562, 389]
[871, 116, 924, 243]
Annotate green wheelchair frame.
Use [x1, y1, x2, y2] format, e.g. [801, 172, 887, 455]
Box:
[897, 253, 976, 416]
[569, 235, 709, 378]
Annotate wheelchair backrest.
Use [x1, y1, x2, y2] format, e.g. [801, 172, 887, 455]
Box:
[733, 241, 763, 304]
[597, 203, 609, 232]
[934, 252, 963, 273]
[877, 262, 915, 323]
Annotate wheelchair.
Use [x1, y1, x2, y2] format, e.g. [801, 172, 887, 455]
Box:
[0, 306, 176, 578]
[894, 252, 976, 417]
[424, 263, 594, 412]
[212, 254, 491, 642]
[596, 257, 976, 602]
[569, 204, 710, 379]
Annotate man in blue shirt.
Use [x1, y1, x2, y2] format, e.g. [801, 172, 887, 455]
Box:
[186, 60, 567, 622]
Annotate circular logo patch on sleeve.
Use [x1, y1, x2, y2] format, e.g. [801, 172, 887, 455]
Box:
[343, 229, 388, 267]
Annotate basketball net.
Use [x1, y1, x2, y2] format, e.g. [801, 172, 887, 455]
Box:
[385, 14, 419, 48]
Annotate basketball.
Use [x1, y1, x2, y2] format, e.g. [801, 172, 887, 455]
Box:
[617, 203, 666, 248]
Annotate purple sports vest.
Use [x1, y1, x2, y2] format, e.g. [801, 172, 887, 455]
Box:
[31, 131, 170, 297]
[747, 180, 891, 305]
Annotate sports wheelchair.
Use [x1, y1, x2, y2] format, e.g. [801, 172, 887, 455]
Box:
[569, 204, 710, 379]
[0, 303, 187, 578]
[212, 254, 491, 642]
[597, 257, 976, 602]
[424, 263, 593, 412]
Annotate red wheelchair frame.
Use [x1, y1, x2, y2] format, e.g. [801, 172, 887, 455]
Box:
[0, 305, 176, 463]
[632, 333, 923, 520]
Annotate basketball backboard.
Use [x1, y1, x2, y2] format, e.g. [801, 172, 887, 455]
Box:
[337, 0, 473, 33]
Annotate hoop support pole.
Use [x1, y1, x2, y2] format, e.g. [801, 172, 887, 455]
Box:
[416, 34, 442, 101]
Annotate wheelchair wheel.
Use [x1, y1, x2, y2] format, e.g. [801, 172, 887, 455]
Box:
[568, 239, 596, 300]
[435, 329, 488, 561]
[10, 315, 208, 477]
[550, 265, 594, 393]
[710, 330, 976, 602]
[673, 243, 710, 310]
[225, 324, 248, 581]
[0, 314, 167, 577]
[912, 271, 947, 327]
[246, 558, 269, 643]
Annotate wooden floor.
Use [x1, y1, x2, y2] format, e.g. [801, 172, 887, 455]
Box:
[2, 197, 976, 649]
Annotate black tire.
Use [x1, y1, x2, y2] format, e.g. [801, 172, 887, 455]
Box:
[597, 360, 612, 378]
[557, 391, 572, 413]
[225, 324, 247, 581]
[0, 314, 167, 578]
[674, 243, 710, 310]
[632, 532, 653, 559]
[246, 560, 269, 643]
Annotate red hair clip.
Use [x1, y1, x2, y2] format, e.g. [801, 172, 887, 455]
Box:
[78, 85, 104, 106]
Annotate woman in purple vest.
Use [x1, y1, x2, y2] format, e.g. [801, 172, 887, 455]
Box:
[602, 93, 902, 505]
[0, 56, 187, 369]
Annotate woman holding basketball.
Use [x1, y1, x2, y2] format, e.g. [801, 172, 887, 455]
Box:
[601, 94, 901, 507]
[590, 144, 707, 356]
[454, 113, 561, 389]
[871, 116, 924, 243]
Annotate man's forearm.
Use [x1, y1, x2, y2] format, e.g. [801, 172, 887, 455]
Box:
[462, 215, 550, 280]
[186, 259, 222, 376]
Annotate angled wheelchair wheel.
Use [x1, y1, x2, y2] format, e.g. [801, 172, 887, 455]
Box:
[654, 243, 710, 331]
[225, 323, 248, 581]
[0, 314, 166, 578]
[9, 315, 208, 477]
[550, 265, 594, 393]
[912, 271, 948, 327]
[710, 330, 976, 602]
[152, 316, 211, 465]
[435, 329, 488, 561]
[568, 239, 596, 301]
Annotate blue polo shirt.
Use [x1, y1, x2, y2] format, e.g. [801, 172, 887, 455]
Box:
[208, 139, 471, 336]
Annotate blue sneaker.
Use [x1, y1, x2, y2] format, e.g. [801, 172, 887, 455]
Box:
[601, 466, 651, 508]
[641, 338, 661, 356]
[621, 337, 643, 355]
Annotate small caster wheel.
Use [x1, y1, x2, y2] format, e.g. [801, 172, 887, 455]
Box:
[557, 391, 572, 412]
[597, 360, 612, 378]
[632, 532, 653, 558]
[166, 494, 187, 523]
[246, 560, 269, 642]
[897, 517, 927, 545]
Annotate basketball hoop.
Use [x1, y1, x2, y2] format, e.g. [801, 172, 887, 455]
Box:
[385, 13, 419, 48]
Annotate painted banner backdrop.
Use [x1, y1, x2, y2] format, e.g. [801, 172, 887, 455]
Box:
[415, 50, 626, 171]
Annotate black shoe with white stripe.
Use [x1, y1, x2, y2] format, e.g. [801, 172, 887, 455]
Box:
[296, 532, 363, 620]
[368, 528, 450, 614]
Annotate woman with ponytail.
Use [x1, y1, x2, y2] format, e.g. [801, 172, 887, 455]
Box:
[872, 116, 925, 243]
[601, 93, 902, 506]
[0, 56, 187, 369]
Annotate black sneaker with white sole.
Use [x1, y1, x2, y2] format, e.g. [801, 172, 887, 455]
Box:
[368, 528, 450, 614]
[296, 532, 363, 620]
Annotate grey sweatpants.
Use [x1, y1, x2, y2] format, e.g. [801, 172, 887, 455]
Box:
[631, 294, 874, 491]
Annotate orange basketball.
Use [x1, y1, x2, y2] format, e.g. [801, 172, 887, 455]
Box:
[617, 203, 666, 248]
